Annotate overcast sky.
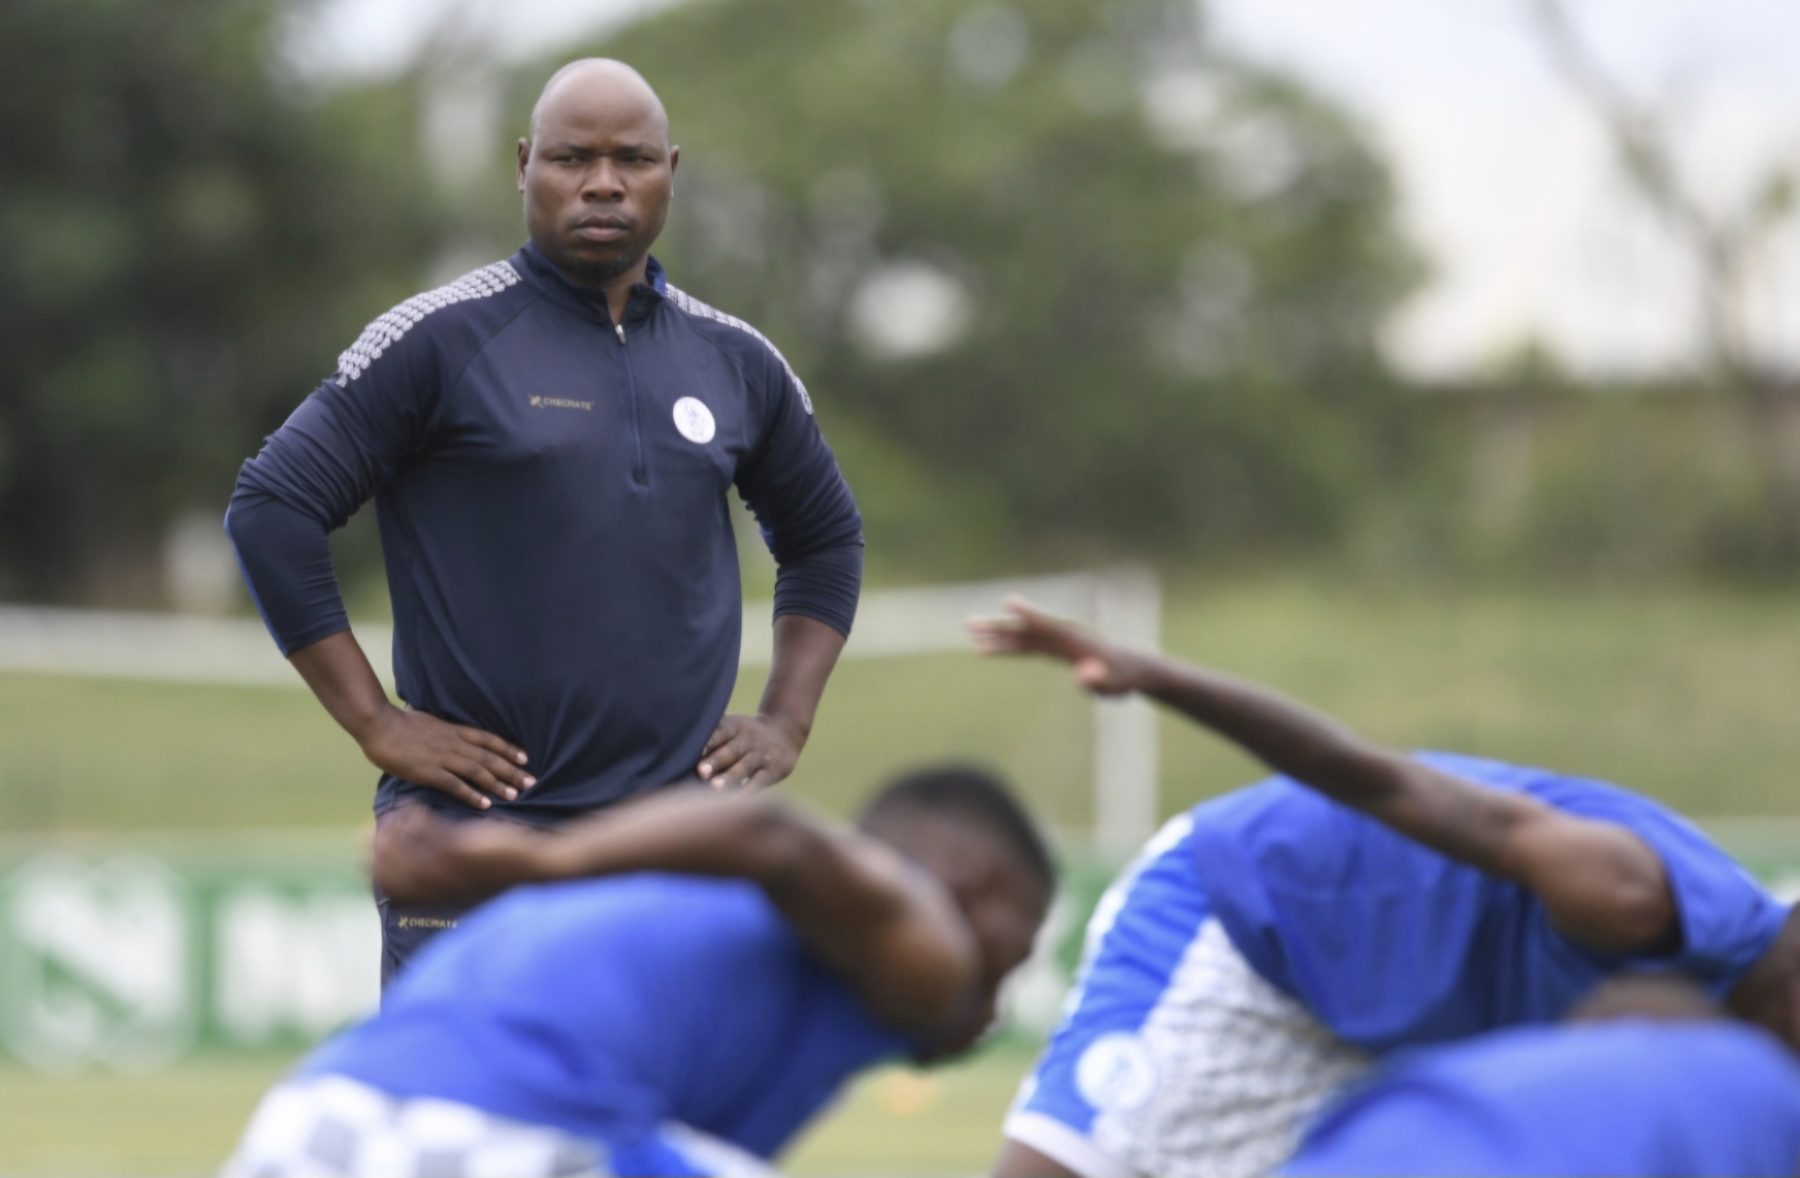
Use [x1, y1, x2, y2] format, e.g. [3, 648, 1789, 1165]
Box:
[292, 0, 1800, 378]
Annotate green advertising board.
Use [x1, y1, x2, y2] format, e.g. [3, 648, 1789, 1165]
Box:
[2, 825, 1796, 1071]
[0, 836, 374, 1071]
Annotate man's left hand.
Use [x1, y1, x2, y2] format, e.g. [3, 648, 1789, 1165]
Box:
[697, 713, 806, 791]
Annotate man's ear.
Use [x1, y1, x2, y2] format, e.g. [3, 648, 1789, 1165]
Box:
[517, 138, 531, 192]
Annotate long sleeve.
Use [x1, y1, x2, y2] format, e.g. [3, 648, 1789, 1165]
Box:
[225, 483, 348, 656]
[735, 357, 864, 638]
[226, 314, 440, 655]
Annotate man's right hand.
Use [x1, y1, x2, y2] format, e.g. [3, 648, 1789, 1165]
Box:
[357, 705, 535, 810]
[288, 631, 536, 810]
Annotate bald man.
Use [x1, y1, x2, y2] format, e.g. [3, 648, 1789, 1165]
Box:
[227, 60, 865, 982]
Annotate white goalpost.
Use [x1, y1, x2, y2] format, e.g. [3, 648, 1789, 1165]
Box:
[793, 567, 1163, 857]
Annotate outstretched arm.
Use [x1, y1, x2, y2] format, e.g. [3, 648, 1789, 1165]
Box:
[969, 599, 1676, 955]
[372, 792, 977, 1030]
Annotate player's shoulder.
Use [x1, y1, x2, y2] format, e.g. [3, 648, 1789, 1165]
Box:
[1188, 772, 1331, 833]
[662, 284, 814, 415]
[334, 257, 533, 387]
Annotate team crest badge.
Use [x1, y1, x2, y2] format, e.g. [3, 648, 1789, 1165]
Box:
[1075, 1032, 1158, 1112]
[673, 397, 716, 444]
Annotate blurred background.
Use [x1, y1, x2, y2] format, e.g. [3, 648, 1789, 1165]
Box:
[3, 0, 1799, 1173]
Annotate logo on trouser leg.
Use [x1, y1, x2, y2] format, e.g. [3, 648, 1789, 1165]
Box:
[1076, 1032, 1158, 1112]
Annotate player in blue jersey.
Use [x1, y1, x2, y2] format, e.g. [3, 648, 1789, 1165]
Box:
[968, 599, 1800, 1178]
[1285, 978, 1800, 1177]
[221, 765, 1054, 1178]
[226, 59, 864, 979]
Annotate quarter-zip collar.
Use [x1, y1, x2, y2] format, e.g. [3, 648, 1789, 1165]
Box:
[513, 241, 669, 328]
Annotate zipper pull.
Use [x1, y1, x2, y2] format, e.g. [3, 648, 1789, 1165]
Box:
[614, 322, 626, 344]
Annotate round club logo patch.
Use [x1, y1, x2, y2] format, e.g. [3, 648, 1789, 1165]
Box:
[1075, 1032, 1158, 1112]
[673, 397, 716, 444]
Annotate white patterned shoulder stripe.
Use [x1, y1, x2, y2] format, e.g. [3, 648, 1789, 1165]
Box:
[665, 285, 815, 415]
[334, 260, 522, 386]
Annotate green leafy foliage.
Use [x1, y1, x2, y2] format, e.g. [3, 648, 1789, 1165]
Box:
[0, 0, 442, 601]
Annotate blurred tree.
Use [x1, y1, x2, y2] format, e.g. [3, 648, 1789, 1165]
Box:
[0, 0, 1422, 603]
[515, 0, 1421, 575]
[0, 0, 440, 604]
[1528, 0, 1800, 573]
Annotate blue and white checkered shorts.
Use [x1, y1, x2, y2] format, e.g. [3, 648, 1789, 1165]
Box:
[1006, 814, 1369, 1178]
[221, 1074, 777, 1178]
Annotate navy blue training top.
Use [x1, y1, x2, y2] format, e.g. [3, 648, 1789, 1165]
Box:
[300, 875, 908, 1159]
[1189, 752, 1786, 1053]
[227, 245, 862, 821]
[1285, 1020, 1800, 1177]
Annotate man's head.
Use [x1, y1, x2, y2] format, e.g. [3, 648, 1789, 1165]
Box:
[518, 59, 677, 293]
[858, 765, 1056, 1056]
[1727, 903, 1800, 1053]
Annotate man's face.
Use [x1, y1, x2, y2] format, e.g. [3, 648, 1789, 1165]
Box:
[914, 832, 1053, 1061]
[517, 81, 677, 291]
[962, 862, 1052, 1000]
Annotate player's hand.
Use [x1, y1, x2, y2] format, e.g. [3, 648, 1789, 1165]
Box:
[370, 804, 556, 906]
[356, 705, 534, 810]
[966, 596, 1142, 697]
[697, 713, 805, 791]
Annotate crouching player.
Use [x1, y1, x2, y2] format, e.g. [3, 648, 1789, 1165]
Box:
[222, 766, 1053, 1178]
[970, 600, 1800, 1178]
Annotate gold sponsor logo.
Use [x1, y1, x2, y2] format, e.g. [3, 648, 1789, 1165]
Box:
[528, 395, 594, 411]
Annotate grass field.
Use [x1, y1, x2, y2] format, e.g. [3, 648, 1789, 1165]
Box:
[8, 574, 1800, 834]
[5, 574, 1800, 1174]
[0, 1045, 1034, 1177]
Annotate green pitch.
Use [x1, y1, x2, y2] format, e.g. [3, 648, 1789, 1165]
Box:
[6, 575, 1800, 835]
[0, 1044, 1035, 1176]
